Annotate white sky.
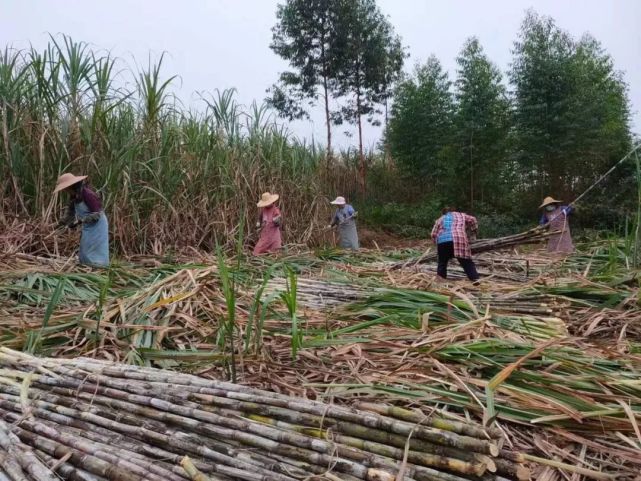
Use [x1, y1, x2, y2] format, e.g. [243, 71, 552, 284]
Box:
[2, 0, 640, 151]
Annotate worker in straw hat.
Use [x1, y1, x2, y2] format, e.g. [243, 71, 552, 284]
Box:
[54, 173, 109, 267]
[539, 196, 574, 254]
[327, 196, 359, 250]
[431, 207, 480, 284]
[254, 192, 282, 255]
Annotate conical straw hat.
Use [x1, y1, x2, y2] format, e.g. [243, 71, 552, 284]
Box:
[330, 196, 346, 205]
[257, 192, 279, 207]
[539, 196, 562, 209]
[54, 173, 87, 193]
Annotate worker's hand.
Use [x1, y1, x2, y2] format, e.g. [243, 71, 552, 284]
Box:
[326, 224, 333, 230]
[81, 213, 101, 225]
[255, 221, 261, 229]
[273, 215, 281, 226]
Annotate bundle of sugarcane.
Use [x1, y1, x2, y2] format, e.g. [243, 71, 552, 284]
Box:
[0, 348, 530, 481]
[263, 277, 377, 309]
[391, 226, 555, 270]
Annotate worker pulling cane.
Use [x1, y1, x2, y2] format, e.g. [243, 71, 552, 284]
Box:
[538, 197, 575, 255]
[53, 173, 110, 268]
[327, 196, 359, 250]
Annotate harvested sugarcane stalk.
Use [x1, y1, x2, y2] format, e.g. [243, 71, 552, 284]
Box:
[0, 349, 530, 481]
[391, 226, 557, 270]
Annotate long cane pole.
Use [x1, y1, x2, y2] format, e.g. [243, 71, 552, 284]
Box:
[569, 142, 641, 207]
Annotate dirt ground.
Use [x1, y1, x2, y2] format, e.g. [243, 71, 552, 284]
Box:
[358, 226, 427, 249]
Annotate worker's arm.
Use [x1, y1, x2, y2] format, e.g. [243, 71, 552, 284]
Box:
[464, 214, 479, 234]
[78, 188, 103, 225]
[56, 201, 77, 228]
[329, 211, 339, 228]
[81, 212, 101, 224]
[272, 208, 282, 227]
[561, 205, 574, 216]
[431, 217, 443, 243]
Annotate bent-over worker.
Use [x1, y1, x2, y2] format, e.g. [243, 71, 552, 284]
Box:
[539, 196, 574, 254]
[254, 192, 282, 255]
[54, 173, 109, 268]
[328, 196, 359, 250]
[431, 207, 480, 283]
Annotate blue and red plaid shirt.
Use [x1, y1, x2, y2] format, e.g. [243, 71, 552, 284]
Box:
[431, 211, 478, 259]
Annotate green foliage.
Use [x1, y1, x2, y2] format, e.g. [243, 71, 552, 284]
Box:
[280, 266, 301, 359]
[216, 246, 238, 382]
[269, 0, 404, 167]
[453, 38, 511, 211]
[510, 11, 631, 201]
[26, 277, 66, 354]
[361, 199, 441, 238]
[1, 35, 354, 253]
[268, 0, 346, 155]
[384, 10, 633, 231]
[334, 0, 405, 159]
[388, 57, 455, 185]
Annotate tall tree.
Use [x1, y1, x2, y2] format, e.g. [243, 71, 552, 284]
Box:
[387, 56, 455, 192]
[454, 37, 510, 210]
[335, 0, 404, 190]
[268, 0, 344, 159]
[510, 10, 631, 202]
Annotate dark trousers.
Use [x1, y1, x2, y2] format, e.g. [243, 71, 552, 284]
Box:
[437, 241, 479, 281]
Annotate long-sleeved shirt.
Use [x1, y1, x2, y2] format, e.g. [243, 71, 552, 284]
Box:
[431, 211, 478, 259]
[60, 186, 103, 226]
[540, 205, 574, 254]
[540, 205, 573, 225]
[331, 204, 356, 226]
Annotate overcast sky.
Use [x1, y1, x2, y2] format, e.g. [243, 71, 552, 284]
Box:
[2, 0, 640, 151]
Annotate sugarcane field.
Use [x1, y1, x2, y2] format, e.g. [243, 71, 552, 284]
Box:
[2, 2, 641, 481]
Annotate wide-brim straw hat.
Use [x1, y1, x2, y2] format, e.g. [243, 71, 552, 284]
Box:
[539, 196, 562, 209]
[257, 192, 279, 208]
[54, 173, 87, 193]
[330, 196, 346, 205]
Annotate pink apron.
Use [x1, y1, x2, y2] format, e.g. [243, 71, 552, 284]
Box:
[253, 206, 282, 255]
[544, 206, 574, 254]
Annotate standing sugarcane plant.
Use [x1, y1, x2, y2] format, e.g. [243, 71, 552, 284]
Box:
[245, 267, 274, 354]
[92, 264, 114, 351]
[634, 150, 641, 268]
[280, 266, 301, 359]
[25, 277, 66, 355]
[216, 246, 237, 382]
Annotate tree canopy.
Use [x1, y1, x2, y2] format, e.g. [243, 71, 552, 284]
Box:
[386, 10, 632, 224]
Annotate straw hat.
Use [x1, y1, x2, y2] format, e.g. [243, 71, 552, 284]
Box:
[539, 196, 562, 209]
[330, 196, 346, 206]
[54, 173, 87, 194]
[257, 192, 279, 208]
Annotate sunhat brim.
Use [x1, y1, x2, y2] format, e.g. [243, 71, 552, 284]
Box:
[539, 197, 562, 209]
[54, 175, 87, 194]
[257, 193, 279, 208]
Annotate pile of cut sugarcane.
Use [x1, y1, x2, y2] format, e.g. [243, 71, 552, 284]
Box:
[0, 348, 530, 481]
[391, 226, 555, 270]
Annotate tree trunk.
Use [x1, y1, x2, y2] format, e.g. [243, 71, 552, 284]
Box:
[469, 133, 474, 210]
[320, 26, 332, 166]
[384, 99, 391, 166]
[322, 76, 332, 163]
